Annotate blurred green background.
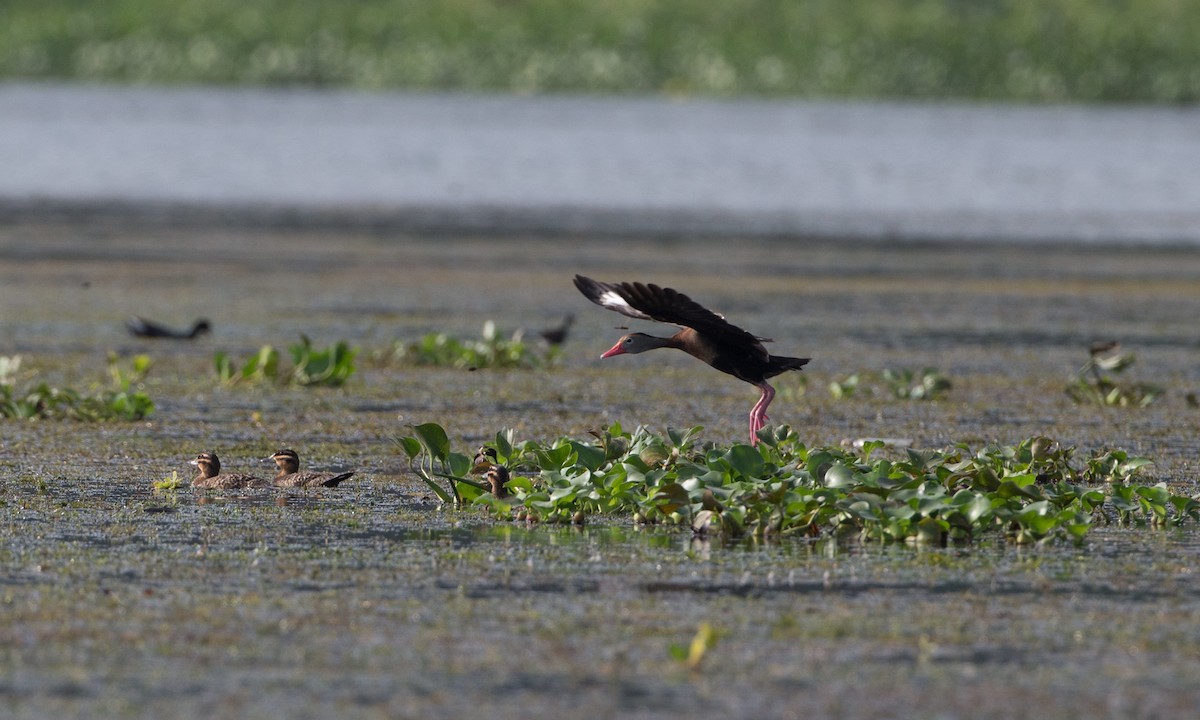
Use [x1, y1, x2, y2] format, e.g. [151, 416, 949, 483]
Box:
[1, 0, 1197, 102]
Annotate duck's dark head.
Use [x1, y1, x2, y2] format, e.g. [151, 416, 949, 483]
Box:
[190, 451, 220, 478]
[190, 320, 213, 338]
[601, 332, 669, 357]
[268, 449, 300, 474]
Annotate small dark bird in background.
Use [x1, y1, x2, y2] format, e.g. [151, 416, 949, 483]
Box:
[539, 314, 575, 345]
[125, 316, 212, 339]
[574, 275, 809, 446]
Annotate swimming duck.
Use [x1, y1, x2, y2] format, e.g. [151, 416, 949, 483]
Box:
[126, 316, 212, 339]
[574, 274, 810, 446]
[190, 451, 269, 489]
[267, 449, 354, 488]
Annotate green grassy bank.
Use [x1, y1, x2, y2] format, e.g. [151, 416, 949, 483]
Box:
[1, 0, 1197, 102]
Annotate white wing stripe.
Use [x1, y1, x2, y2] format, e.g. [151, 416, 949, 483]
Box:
[599, 289, 631, 311]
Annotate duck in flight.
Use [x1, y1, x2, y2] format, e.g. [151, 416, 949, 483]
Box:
[573, 275, 809, 446]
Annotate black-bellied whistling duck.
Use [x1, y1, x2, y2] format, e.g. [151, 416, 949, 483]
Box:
[126, 316, 212, 339]
[190, 451, 269, 489]
[574, 275, 809, 446]
[266, 449, 355, 488]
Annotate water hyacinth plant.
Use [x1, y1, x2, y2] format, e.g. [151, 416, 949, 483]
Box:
[830, 367, 952, 401]
[381, 321, 556, 370]
[392, 422, 488, 505]
[1065, 342, 1162, 407]
[0, 353, 155, 421]
[289, 335, 356, 386]
[394, 422, 1198, 545]
[215, 336, 356, 387]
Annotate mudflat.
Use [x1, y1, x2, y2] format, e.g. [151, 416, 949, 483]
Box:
[2, 221, 1199, 718]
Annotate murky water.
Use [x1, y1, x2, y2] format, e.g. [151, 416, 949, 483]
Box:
[2, 224, 1200, 718]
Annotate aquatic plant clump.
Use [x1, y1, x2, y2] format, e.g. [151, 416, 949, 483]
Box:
[830, 367, 952, 401]
[214, 336, 356, 387]
[395, 423, 1199, 545]
[0, 353, 154, 421]
[382, 321, 556, 370]
[1065, 343, 1163, 408]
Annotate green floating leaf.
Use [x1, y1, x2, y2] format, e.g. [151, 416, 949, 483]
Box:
[823, 463, 858, 488]
[725, 444, 765, 479]
[652, 482, 691, 515]
[393, 435, 422, 460]
[410, 422, 451, 462]
[570, 441, 608, 472]
[446, 452, 473, 478]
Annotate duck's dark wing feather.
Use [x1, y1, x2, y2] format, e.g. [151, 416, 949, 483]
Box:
[574, 275, 768, 357]
[125, 315, 171, 338]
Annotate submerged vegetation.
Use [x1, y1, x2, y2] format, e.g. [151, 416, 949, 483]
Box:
[2, 0, 1198, 103]
[0, 353, 155, 421]
[395, 422, 1198, 545]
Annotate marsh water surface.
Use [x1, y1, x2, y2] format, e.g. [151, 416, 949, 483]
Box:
[2, 224, 1200, 718]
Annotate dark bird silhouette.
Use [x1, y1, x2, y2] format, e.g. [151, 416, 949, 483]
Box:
[539, 314, 575, 345]
[574, 275, 809, 446]
[190, 451, 269, 489]
[266, 449, 354, 488]
[126, 316, 211, 339]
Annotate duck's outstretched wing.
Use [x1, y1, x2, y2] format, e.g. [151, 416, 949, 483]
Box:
[573, 275, 767, 356]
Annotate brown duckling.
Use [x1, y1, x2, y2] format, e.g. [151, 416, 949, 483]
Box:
[267, 449, 354, 488]
[190, 451, 269, 489]
[484, 465, 511, 499]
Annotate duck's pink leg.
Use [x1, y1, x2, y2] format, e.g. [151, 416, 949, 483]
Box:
[749, 382, 776, 445]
